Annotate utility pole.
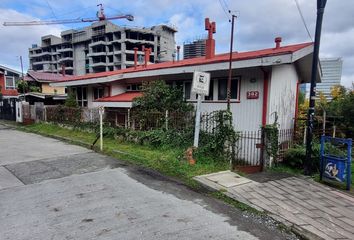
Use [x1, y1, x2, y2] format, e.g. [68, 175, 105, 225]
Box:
[227, 12, 237, 111]
[305, 0, 327, 175]
[19, 56, 24, 80]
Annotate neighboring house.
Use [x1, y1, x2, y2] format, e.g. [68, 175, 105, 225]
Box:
[0, 65, 21, 120]
[23, 71, 67, 105]
[29, 21, 177, 75]
[0, 65, 21, 99]
[52, 19, 320, 132]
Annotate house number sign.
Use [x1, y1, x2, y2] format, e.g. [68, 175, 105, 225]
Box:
[247, 91, 259, 99]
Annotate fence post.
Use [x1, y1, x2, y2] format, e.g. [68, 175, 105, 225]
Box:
[127, 109, 131, 129]
[44, 106, 47, 122]
[98, 106, 104, 151]
[165, 110, 169, 130]
[193, 94, 203, 147]
[260, 128, 265, 171]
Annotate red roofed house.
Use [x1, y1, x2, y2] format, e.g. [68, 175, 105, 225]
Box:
[0, 65, 21, 120]
[52, 19, 320, 132]
[23, 70, 67, 105]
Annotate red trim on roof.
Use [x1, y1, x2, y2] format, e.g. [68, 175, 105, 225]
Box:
[95, 91, 142, 102]
[59, 42, 313, 83]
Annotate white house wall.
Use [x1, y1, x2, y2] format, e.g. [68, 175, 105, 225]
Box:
[111, 83, 126, 96]
[268, 64, 298, 130]
[198, 68, 264, 131]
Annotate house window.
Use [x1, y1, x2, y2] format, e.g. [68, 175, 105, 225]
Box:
[93, 87, 104, 100]
[126, 84, 141, 91]
[75, 87, 88, 107]
[5, 76, 16, 90]
[204, 79, 214, 100]
[184, 81, 192, 100]
[218, 77, 240, 100]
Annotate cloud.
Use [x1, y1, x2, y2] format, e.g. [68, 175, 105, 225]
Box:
[0, 8, 64, 71]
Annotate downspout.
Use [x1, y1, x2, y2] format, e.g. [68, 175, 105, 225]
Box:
[294, 80, 300, 133]
[260, 67, 270, 170]
[260, 67, 270, 127]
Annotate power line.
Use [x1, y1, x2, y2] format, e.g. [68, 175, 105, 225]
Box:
[218, 0, 230, 21]
[294, 0, 313, 41]
[45, 0, 58, 20]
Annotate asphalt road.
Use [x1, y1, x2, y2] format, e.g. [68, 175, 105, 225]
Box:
[0, 124, 297, 240]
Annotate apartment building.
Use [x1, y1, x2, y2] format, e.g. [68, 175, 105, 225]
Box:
[317, 58, 343, 100]
[183, 39, 206, 59]
[29, 21, 177, 75]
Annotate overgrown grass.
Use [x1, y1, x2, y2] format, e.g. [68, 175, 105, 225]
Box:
[20, 122, 229, 187]
[269, 164, 304, 176]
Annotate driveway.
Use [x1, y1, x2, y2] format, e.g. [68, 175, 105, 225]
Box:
[0, 124, 297, 240]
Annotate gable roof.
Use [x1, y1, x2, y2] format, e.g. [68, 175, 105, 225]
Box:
[25, 70, 67, 82]
[0, 65, 21, 76]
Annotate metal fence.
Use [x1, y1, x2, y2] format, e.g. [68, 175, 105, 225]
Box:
[37, 105, 296, 173]
[233, 128, 294, 173]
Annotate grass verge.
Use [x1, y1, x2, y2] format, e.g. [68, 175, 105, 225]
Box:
[19, 122, 229, 188]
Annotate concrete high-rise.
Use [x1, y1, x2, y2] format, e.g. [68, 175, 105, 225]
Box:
[29, 21, 177, 75]
[183, 39, 206, 59]
[317, 58, 343, 100]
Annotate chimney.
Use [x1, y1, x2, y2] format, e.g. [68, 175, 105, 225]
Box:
[205, 18, 216, 59]
[61, 64, 65, 77]
[177, 46, 180, 61]
[275, 37, 282, 49]
[143, 46, 151, 68]
[133, 47, 138, 69]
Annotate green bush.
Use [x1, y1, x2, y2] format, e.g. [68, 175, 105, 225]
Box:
[283, 143, 321, 172]
[65, 93, 79, 108]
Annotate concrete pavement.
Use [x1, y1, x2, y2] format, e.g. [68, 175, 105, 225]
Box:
[0, 124, 297, 240]
[195, 170, 354, 240]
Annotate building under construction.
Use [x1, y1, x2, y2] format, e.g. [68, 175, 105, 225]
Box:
[29, 21, 177, 75]
[183, 39, 206, 59]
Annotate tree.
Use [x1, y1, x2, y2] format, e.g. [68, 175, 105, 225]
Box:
[330, 85, 346, 100]
[64, 92, 79, 108]
[133, 80, 193, 112]
[17, 80, 28, 93]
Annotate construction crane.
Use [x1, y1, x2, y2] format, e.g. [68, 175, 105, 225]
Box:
[3, 4, 133, 26]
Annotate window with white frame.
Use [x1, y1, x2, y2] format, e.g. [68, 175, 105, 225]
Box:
[74, 87, 88, 107]
[5, 76, 16, 90]
[218, 77, 240, 101]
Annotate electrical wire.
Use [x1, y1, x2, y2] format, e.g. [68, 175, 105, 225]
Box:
[45, 0, 58, 20]
[218, 0, 230, 21]
[294, 0, 313, 41]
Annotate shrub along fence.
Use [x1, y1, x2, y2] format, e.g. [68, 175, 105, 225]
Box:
[38, 106, 294, 172]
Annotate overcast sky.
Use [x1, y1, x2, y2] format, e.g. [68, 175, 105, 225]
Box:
[0, 0, 352, 87]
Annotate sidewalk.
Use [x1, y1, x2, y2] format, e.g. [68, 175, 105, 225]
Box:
[194, 171, 354, 240]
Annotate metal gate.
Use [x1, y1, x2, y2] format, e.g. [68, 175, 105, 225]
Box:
[0, 98, 16, 121]
[233, 130, 265, 173]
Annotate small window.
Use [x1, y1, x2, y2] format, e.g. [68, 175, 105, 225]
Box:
[184, 81, 192, 100]
[218, 77, 240, 100]
[5, 76, 16, 90]
[93, 87, 105, 100]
